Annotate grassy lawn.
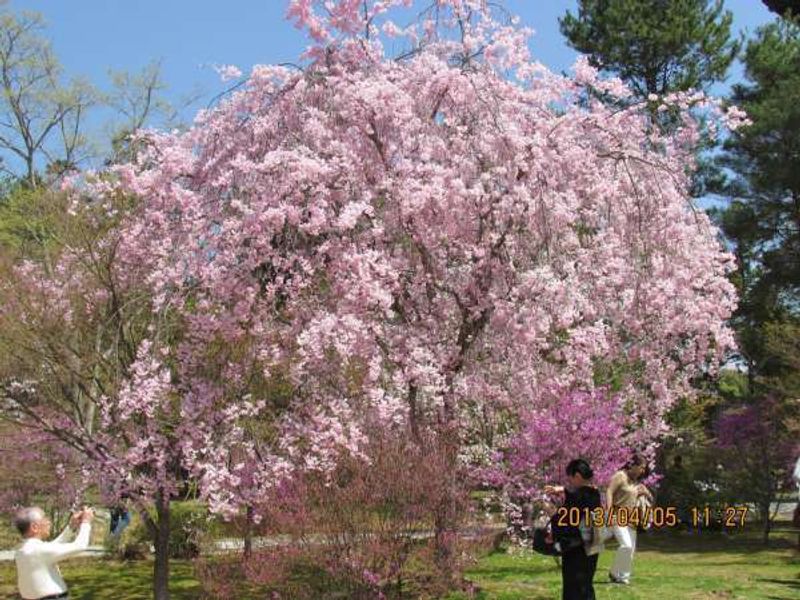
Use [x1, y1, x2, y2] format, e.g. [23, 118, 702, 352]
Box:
[0, 558, 201, 599]
[447, 528, 800, 600]
[0, 528, 797, 598]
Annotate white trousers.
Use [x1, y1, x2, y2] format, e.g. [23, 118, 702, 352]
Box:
[606, 524, 637, 581]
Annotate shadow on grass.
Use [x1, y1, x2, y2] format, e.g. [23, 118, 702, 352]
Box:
[756, 577, 800, 590]
[466, 558, 557, 581]
[466, 565, 552, 581]
[629, 528, 798, 555]
[70, 571, 153, 600]
[66, 559, 201, 600]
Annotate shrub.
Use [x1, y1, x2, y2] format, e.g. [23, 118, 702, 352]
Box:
[167, 502, 222, 559]
[104, 511, 149, 561]
[104, 501, 222, 561]
[197, 429, 481, 598]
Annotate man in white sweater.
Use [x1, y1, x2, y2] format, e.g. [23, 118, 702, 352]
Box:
[13, 506, 94, 600]
[793, 455, 800, 501]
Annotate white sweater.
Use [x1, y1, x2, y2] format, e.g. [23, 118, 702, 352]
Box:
[15, 522, 91, 599]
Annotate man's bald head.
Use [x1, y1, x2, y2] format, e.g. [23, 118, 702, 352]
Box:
[14, 507, 47, 537]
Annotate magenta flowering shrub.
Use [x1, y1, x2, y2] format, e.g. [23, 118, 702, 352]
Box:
[196, 429, 477, 599]
[485, 386, 631, 495]
[473, 385, 635, 544]
[714, 395, 798, 523]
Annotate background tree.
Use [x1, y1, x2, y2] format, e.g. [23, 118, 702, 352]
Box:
[0, 186, 277, 600]
[479, 385, 632, 544]
[0, 178, 61, 261]
[0, 4, 96, 187]
[705, 16, 800, 541]
[715, 18, 800, 325]
[559, 0, 740, 99]
[713, 17, 800, 387]
[103, 60, 202, 165]
[0, 422, 81, 526]
[714, 394, 799, 542]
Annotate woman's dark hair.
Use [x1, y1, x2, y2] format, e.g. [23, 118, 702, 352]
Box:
[624, 453, 647, 470]
[566, 458, 594, 480]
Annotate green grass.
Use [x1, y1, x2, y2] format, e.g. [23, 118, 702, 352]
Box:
[1, 528, 797, 599]
[0, 558, 200, 599]
[447, 528, 800, 600]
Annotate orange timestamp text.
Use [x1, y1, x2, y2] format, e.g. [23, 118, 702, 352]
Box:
[554, 505, 749, 529]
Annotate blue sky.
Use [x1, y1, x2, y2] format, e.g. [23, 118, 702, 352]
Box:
[15, 1, 776, 111]
[6, 0, 779, 172]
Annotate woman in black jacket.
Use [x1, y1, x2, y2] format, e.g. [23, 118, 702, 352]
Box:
[544, 458, 602, 600]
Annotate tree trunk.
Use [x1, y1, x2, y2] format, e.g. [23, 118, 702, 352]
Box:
[153, 491, 171, 600]
[25, 156, 36, 189]
[408, 383, 421, 443]
[432, 416, 460, 587]
[430, 308, 489, 587]
[761, 501, 771, 545]
[244, 504, 254, 560]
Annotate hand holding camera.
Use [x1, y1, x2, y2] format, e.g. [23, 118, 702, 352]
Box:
[69, 506, 95, 530]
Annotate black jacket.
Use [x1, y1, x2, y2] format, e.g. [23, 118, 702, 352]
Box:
[552, 485, 602, 553]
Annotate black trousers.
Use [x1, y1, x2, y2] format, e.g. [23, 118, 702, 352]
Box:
[561, 546, 598, 600]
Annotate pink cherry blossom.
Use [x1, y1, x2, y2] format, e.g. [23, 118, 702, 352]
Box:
[4, 3, 741, 571]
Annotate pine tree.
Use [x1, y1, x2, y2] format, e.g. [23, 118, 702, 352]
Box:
[559, 0, 740, 98]
[763, 0, 800, 18]
[717, 18, 800, 318]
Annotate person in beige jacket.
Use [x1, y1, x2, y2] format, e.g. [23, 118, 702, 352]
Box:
[604, 455, 653, 585]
